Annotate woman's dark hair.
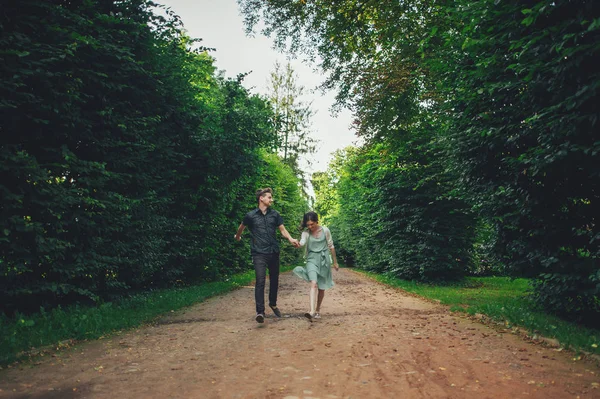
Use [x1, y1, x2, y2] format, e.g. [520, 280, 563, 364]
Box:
[302, 211, 319, 229]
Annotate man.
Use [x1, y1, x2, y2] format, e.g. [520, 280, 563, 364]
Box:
[234, 188, 299, 323]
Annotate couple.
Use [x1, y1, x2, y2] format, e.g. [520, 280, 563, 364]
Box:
[234, 188, 339, 323]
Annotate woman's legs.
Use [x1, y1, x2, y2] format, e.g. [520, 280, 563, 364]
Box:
[304, 280, 318, 320]
[309, 281, 318, 315]
[304, 264, 319, 320]
[316, 289, 325, 313]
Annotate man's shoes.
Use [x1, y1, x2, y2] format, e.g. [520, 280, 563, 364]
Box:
[269, 305, 282, 318]
[304, 312, 313, 322]
[255, 313, 265, 323]
[314, 313, 321, 319]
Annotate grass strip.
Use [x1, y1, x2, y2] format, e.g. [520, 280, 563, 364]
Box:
[0, 265, 296, 366]
[358, 270, 600, 356]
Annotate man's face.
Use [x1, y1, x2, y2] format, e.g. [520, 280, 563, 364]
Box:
[260, 192, 273, 207]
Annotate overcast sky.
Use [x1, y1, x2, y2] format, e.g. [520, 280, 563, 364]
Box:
[156, 0, 357, 173]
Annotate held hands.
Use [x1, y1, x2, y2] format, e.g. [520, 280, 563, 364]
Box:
[333, 262, 339, 271]
[290, 238, 300, 248]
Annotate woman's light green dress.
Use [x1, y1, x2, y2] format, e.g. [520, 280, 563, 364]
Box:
[293, 226, 335, 290]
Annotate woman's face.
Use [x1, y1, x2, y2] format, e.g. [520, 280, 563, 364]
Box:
[306, 219, 319, 233]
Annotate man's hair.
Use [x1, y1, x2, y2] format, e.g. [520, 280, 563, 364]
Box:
[256, 187, 273, 204]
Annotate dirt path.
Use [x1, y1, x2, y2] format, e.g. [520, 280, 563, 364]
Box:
[1, 269, 599, 399]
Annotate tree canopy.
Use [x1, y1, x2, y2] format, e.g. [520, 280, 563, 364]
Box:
[0, 0, 308, 315]
[240, 0, 600, 325]
[1, 0, 598, 329]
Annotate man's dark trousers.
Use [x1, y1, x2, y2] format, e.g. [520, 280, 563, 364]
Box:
[253, 253, 280, 315]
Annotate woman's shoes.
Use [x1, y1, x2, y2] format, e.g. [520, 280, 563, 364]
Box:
[304, 312, 321, 321]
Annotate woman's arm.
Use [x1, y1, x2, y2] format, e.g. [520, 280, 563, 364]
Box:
[324, 227, 339, 270]
[330, 247, 339, 271]
[299, 231, 308, 247]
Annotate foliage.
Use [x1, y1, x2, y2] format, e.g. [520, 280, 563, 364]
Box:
[266, 61, 316, 190]
[468, 220, 504, 276]
[238, 0, 435, 117]
[430, 0, 600, 322]
[310, 171, 337, 227]
[0, 0, 306, 316]
[316, 142, 475, 282]
[242, 0, 476, 283]
[239, 0, 600, 323]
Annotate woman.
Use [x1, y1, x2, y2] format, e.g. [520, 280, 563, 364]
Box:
[293, 211, 339, 321]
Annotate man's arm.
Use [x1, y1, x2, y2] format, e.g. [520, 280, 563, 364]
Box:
[234, 223, 246, 241]
[278, 224, 299, 247]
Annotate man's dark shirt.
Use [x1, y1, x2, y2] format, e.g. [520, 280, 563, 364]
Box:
[243, 208, 284, 254]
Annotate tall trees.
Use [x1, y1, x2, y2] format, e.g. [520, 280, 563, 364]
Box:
[266, 61, 316, 186]
[314, 140, 476, 282]
[238, 0, 600, 321]
[434, 0, 600, 320]
[240, 0, 476, 282]
[0, 0, 306, 315]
